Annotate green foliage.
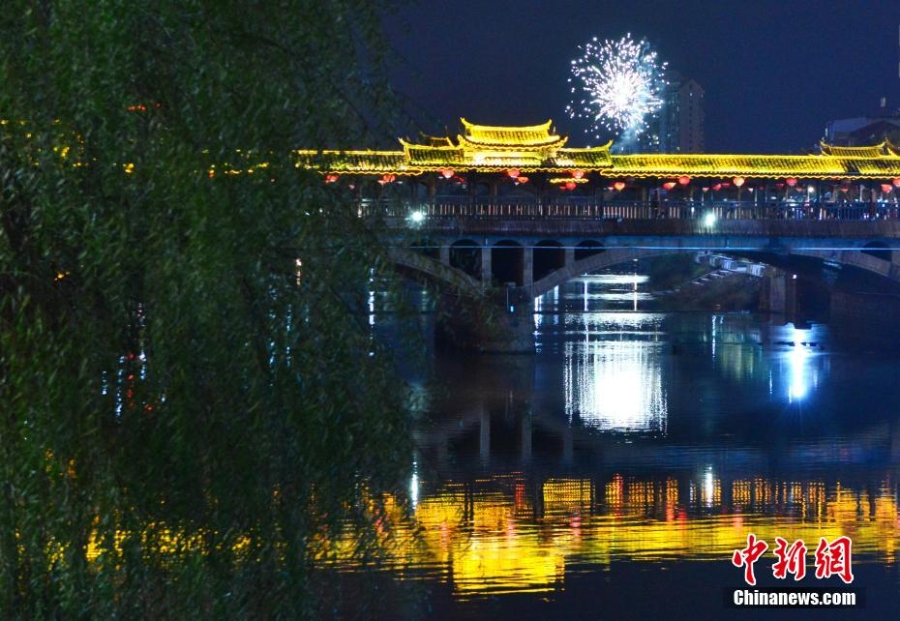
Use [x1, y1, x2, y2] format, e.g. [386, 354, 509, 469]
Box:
[0, 1, 415, 618]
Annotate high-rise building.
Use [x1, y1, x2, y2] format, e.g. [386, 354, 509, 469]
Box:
[641, 72, 705, 153]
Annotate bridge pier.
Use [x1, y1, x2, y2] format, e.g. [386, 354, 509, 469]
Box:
[480, 246, 492, 283]
[523, 246, 534, 287]
[759, 272, 797, 316]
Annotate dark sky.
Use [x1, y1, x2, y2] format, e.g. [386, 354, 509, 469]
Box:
[386, 0, 900, 153]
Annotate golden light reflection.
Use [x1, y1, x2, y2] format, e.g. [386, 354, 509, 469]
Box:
[317, 472, 900, 597]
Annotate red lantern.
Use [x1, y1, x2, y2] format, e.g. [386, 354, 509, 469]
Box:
[516, 176, 529, 184]
[572, 169, 585, 179]
[733, 176, 745, 188]
[785, 177, 798, 187]
[507, 168, 520, 179]
[678, 175, 691, 185]
[440, 168, 454, 179]
[893, 178, 900, 187]
[379, 173, 396, 185]
[662, 181, 677, 191]
[881, 183, 893, 193]
[325, 173, 338, 183]
[613, 181, 626, 192]
[712, 183, 722, 191]
[565, 181, 576, 191]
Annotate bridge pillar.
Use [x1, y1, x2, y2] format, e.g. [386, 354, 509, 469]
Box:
[564, 245, 575, 266]
[759, 272, 797, 317]
[439, 244, 450, 266]
[480, 245, 492, 283]
[523, 245, 533, 287]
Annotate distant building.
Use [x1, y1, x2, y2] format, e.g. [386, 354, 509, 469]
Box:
[641, 72, 705, 153]
[823, 98, 900, 146]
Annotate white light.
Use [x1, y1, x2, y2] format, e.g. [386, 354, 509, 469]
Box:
[703, 212, 716, 227]
[410, 462, 419, 510]
[410, 210, 425, 224]
[703, 468, 715, 507]
[788, 343, 810, 401]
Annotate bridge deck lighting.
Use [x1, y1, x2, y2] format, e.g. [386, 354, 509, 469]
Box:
[409, 210, 425, 224]
[703, 212, 717, 227]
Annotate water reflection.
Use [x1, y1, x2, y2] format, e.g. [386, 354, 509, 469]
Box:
[328, 469, 900, 598]
[341, 273, 900, 610]
[541, 294, 844, 446]
[562, 313, 668, 434]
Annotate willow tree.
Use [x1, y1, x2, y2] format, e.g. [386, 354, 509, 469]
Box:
[0, 2, 415, 619]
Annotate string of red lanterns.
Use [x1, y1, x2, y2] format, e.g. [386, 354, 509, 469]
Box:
[327, 171, 900, 198]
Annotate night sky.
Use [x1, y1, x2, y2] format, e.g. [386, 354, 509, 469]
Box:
[387, 0, 900, 153]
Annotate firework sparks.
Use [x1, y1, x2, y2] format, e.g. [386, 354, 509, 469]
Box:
[567, 33, 667, 140]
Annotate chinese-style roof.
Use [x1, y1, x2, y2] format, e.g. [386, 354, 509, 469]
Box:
[295, 119, 900, 180]
[818, 141, 888, 158]
[458, 118, 564, 148]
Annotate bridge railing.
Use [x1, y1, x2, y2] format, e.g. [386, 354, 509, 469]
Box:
[360, 198, 900, 221]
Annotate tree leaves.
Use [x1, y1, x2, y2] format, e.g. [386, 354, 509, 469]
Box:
[0, 1, 415, 618]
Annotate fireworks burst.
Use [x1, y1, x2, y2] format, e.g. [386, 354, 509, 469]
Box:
[567, 33, 667, 141]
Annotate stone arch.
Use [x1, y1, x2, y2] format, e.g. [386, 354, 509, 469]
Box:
[388, 248, 481, 295]
[862, 241, 892, 263]
[492, 240, 524, 286]
[449, 238, 482, 279]
[530, 248, 665, 299]
[792, 249, 898, 281]
[574, 240, 605, 261]
[410, 238, 439, 260]
[533, 240, 565, 282]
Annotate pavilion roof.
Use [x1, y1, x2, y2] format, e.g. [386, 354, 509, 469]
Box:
[818, 141, 888, 158]
[458, 118, 564, 148]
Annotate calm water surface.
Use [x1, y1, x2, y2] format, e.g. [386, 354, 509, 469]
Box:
[350, 274, 900, 620]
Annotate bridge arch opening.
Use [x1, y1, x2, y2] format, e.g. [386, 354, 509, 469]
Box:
[574, 240, 605, 261]
[533, 240, 565, 282]
[449, 239, 482, 279]
[492, 240, 524, 286]
[862, 241, 892, 262]
[410, 238, 439, 260]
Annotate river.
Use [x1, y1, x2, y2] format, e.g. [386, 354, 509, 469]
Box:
[347, 271, 900, 620]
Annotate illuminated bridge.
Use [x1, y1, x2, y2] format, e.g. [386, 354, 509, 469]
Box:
[299, 119, 900, 350]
